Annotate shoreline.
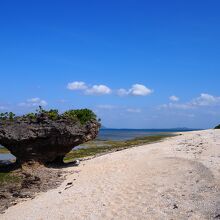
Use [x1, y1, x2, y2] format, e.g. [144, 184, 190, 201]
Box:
[1, 129, 220, 219]
[0, 134, 171, 213]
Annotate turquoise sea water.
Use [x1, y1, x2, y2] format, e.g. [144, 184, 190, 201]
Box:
[97, 128, 197, 141]
[0, 153, 16, 161]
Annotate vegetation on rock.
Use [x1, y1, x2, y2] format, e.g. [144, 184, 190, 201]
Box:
[215, 124, 220, 129]
[0, 112, 16, 120]
[0, 106, 101, 164]
[0, 106, 99, 124]
[62, 109, 98, 124]
[21, 106, 99, 124]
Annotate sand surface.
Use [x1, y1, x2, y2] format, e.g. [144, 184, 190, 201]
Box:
[1, 129, 220, 220]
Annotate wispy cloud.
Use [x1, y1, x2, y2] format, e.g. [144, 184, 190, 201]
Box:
[67, 81, 87, 90]
[96, 104, 117, 110]
[96, 104, 142, 114]
[117, 88, 128, 96]
[191, 93, 220, 106]
[18, 98, 48, 107]
[126, 108, 142, 113]
[160, 103, 194, 110]
[160, 93, 220, 110]
[169, 95, 179, 102]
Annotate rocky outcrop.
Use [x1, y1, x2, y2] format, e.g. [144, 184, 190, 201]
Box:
[0, 114, 100, 164]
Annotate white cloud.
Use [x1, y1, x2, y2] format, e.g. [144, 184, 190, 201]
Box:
[191, 93, 220, 106]
[85, 85, 112, 95]
[160, 103, 194, 110]
[117, 84, 153, 97]
[129, 84, 152, 96]
[126, 108, 142, 113]
[96, 105, 141, 113]
[67, 81, 111, 95]
[67, 81, 153, 97]
[67, 81, 87, 90]
[169, 95, 179, 102]
[160, 93, 220, 110]
[19, 98, 47, 107]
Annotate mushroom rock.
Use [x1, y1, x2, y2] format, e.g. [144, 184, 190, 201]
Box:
[0, 114, 100, 164]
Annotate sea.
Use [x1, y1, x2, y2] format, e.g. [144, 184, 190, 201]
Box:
[97, 128, 196, 141]
[0, 128, 199, 161]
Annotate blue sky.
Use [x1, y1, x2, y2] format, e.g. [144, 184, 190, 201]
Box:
[0, 0, 220, 128]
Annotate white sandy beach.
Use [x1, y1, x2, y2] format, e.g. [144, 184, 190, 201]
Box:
[1, 129, 220, 220]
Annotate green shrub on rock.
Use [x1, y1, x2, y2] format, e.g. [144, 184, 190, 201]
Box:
[63, 109, 97, 124]
[0, 112, 15, 120]
[215, 124, 220, 129]
[44, 109, 59, 120]
[25, 113, 37, 119]
[0, 107, 98, 124]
